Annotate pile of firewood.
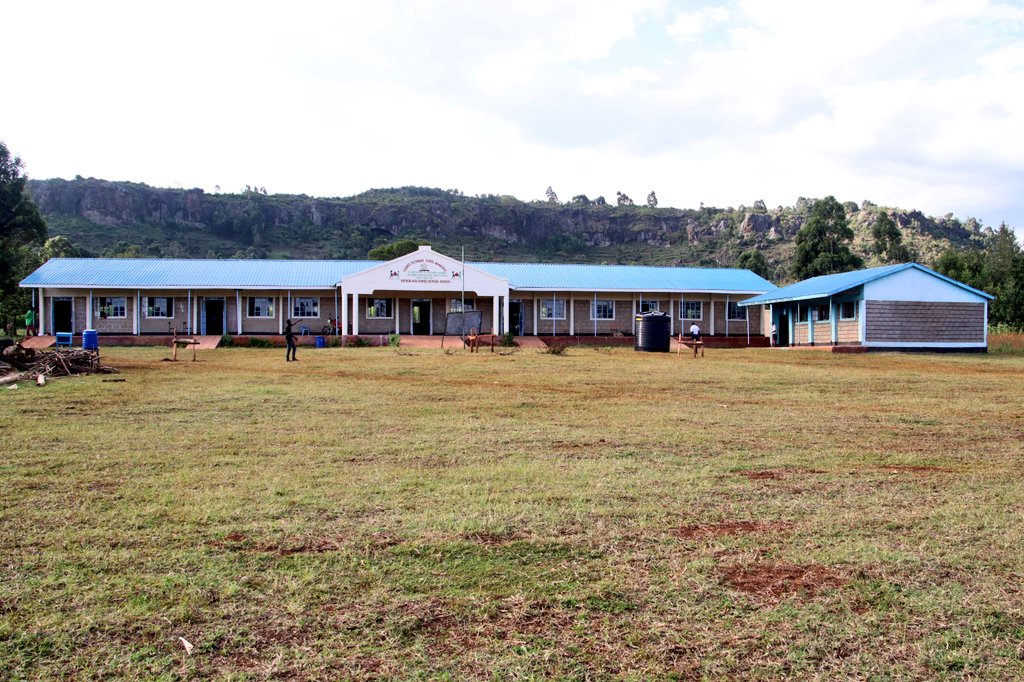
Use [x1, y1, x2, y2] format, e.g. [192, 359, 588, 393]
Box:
[1, 344, 119, 385]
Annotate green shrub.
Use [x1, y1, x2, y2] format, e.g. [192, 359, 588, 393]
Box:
[347, 336, 372, 348]
[220, 334, 234, 347]
[387, 333, 401, 348]
[247, 337, 275, 348]
[499, 332, 518, 347]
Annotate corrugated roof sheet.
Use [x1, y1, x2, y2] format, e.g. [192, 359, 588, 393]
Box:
[472, 262, 775, 292]
[20, 258, 376, 289]
[22, 257, 777, 293]
[739, 263, 993, 306]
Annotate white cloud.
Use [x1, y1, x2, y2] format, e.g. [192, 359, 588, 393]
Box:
[667, 5, 729, 42]
[2, 0, 1022, 236]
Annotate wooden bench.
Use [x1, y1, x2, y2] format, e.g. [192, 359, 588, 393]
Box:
[677, 334, 705, 358]
[171, 335, 200, 361]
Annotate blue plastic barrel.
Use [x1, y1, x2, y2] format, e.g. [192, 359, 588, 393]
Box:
[82, 329, 99, 351]
[315, 335, 326, 348]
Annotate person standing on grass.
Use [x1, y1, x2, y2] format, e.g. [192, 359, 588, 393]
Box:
[689, 321, 701, 343]
[284, 318, 299, 361]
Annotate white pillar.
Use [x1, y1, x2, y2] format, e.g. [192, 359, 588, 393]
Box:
[492, 296, 499, 334]
[134, 290, 140, 335]
[859, 299, 867, 343]
[340, 292, 348, 338]
[335, 289, 340, 336]
[533, 297, 538, 335]
[632, 294, 637, 334]
[278, 296, 283, 335]
[236, 290, 242, 335]
[192, 293, 199, 335]
[670, 295, 675, 336]
[395, 297, 400, 334]
[568, 293, 574, 336]
[352, 293, 360, 335]
[808, 303, 815, 345]
[710, 296, 716, 335]
[502, 294, 510, 336]
[187, 289, 191, 334]
[725, 294, 730, 337]
[39, 288, 46, 335]
[87, 290, 93, 325]
[830, 297, 837, 345]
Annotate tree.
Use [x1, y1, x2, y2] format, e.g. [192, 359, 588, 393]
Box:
[367, 239, 422, 260]
[646, 191, 658, 208]
[594, 196, 607, 206]
[39, 235, 81, 261]
[1, 141, 48, 329]
[737, 250, 771, 279]
[792, 196, 863, 279]
[545, 186, 559, 204]
[616, 191, 634, 207]
[871, 211, 912, 263]
[570, 195, 591, 205]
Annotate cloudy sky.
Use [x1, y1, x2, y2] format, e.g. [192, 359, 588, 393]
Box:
[4, 1, 1023, 234]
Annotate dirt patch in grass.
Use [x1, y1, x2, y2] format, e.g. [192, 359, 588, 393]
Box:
[676, 520, 794, 539]
[462, 529, 533, 546]
[85, 480, 121, 492]
[208, 533, 345, 555]
[876, 465, 951, 474]
[737, 467, 825, 481]
[722, 563, 844, 601]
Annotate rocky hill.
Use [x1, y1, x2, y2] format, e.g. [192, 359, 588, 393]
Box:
[27, 178, 988, 283]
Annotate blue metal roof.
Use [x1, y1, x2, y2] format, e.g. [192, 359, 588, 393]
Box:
[20, 258, 376, 289]
[472, 262, 775, 292]
[22, 257, 777, 294]
[739, 263, 993, 306]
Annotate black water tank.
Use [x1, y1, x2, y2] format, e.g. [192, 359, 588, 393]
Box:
[635, 311, 670, 352]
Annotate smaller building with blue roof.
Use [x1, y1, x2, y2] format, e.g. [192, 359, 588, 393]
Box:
[739, 263, 992, 351]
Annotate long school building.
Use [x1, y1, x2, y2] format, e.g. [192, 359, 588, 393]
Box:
[21, 246, 776, 340]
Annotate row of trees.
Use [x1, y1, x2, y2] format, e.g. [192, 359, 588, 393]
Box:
[546, 187, 659, 207]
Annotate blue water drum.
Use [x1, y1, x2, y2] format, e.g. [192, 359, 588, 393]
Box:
[83, 329, 99, 351]
[315, 335, 326, 348]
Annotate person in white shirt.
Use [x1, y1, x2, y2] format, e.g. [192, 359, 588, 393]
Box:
[689, 322, 701, 342]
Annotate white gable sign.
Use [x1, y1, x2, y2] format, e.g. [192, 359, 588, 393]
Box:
[391, 256, 458, 285]
[341, 246, 508, 296]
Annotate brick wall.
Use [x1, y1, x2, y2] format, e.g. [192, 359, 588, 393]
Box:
[837, 319, 860, 343]
[865, 301, 985, 343]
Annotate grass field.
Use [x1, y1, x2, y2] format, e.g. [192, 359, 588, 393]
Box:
[2, 345, 1024, 680]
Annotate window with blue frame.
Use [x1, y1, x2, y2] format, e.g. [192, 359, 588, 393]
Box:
[540, 299, 566, 320]
[367, 298, 394, 319]
[591, 299, 614, 320]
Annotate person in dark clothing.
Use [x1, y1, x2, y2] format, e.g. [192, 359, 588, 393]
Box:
[284, 318, 298, 361]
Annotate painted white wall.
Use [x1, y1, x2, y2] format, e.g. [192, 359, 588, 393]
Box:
[341, 246, 509, 298]
[864, 268, 987, 303]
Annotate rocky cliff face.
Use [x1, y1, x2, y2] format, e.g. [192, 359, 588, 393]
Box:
[27, 178, 985, 277]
